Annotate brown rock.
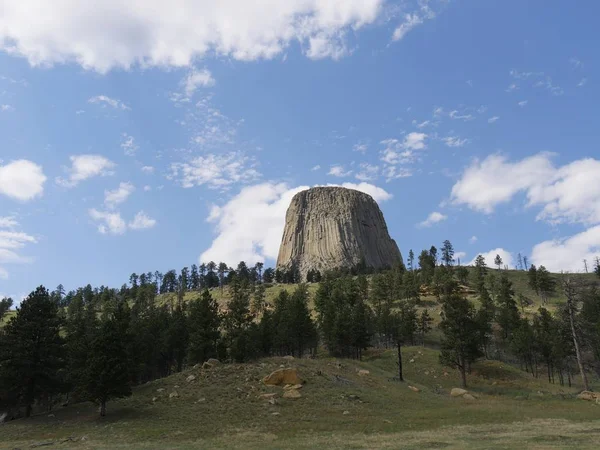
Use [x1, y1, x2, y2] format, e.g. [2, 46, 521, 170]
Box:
[577, 391, 599, 401]
[263, 368, 302, 386]
[186, 375, 196, 383]
[282, 389, 302, 399]
[357, 369, 370, 377]
[276, 187, 403, 279]
[463, 394, 476, 400]
[408, 386, 420, 392]
[283, 384, 303, 390]
[450, 388, 468, 397]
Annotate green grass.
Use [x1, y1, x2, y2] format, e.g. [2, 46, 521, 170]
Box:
[2, 347, 599, 449]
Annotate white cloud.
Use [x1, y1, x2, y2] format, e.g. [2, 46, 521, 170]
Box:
[89, 208, 156, 234]
[169, 152, 260, 190]
[531, 225, 600, 273]
[355, 163, 379, 181]
[328, 165, 352, 177]
[0, 160, 46, 201]
[469, 236, 478, 244]
[89, 209, 127, 235]
[455, 251, 467, 262]
[382, 165, 412, 181]
[450, 153, 555, 214]
[451, 153, 600, 226]
[311, 165, 321, 171]
[129, 211, 157, 230]
[353, 143, 368, 153]
[143, 185, 152, 192]
[518, 100, 528, 107]
[0, 217, 18, 228]
[578, 78, 587, 88]
[56, 154, 116, 187]
[104, 182, 135, 209]
[379, 132, 427, 167]
[0, 225, 37, 278]
[487, 116, 500, 124]
[1, 104, 14, 112]
[417, 211, 447, 228]
[183, 68, 215, 97]
[505, 83, 518, 93]
[88, 95, 129, 110]
[141, 166, 155, 174]
[121, 134, 138, 156]
[469, 248, 513, 268]
[392, 13, 424, 41]
[404, 132, 427, 150]
[201, 181, 391, 265]
[449, 110, 475, 121]
[442, 136, 469, 148]
[0, 1, 383, 73]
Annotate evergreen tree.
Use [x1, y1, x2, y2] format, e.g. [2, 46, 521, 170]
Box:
[392, 301, 418, 381]
[439, 294, 482, 388]
[533, 307, 557, 383]
[417, 309, 433, 346]
[471, 255, 488, 294]
[370, 272, 396, 347]
[218, 262, 228, 291]
[251, 283, 267, 315]
[441, 240, 455, 267]
[494, 254, 503, 270]
[167, 303, 189, 372]
[595, 257, 600, 278]
[224, 279, 256, 362]
[85, 317, 132, 416]
[536, 265, 556, 304]
[528, 265, 539, 295]
[418, 250, 435, 284]
[188, 290, 221, 365]
[0, 297, 13, 322]
[190, 264, 200, 291]
[510, 318, 536, 375]
[408, 249, 415, 271]
[0, 287, 65, 417]
[495, 274, 520, 341]
[254, 262, 264, 283]
[475, 287, 495, 358]
[263, 268, 275, 283]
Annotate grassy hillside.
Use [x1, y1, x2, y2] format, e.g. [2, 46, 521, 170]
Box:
[2, 347, 599, 449]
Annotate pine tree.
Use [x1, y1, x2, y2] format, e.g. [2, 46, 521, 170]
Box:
[0, 287, 65, 417]
[418, 309, 433, 346]
[536, 266, 556, 304]
[190, 264, 200, 291]
[392, 301, 418, 381]
[494, 254, 503, 270]
[408, 249, 415, 271]
[595, 257, 600, 278]
[85, 317, 132, 416]
[188, 290, 221, 365]
[528, 265, 539, 295]
[0, 297, 13, 322]
[475, 287, 495, 357]
[439, 294, 482, 388]
[495, 274, 520, 341]
[441, 240, 455, 267]
[472, 255, 488, 294]
[224, 279, 256, 362]
[167, 303, 189, 372]
[251, 283, 267, 315]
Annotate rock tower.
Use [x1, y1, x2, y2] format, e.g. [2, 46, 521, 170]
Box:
[276, 187, 402, 279]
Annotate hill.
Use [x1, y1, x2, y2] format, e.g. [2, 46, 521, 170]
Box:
[2, 347, 599, 449]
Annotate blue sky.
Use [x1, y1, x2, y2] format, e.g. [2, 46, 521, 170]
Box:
[1, 0, 599, 299]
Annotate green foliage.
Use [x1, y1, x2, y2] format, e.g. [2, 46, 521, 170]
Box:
[417, 309, 433, 345]
[441, 240, 455, 266]
[188, 290, 221, 365]
[85, 317, 132, 416]
[471, 255, 488, 294]
[494, 254, 503, 270]
[495, 274, 521, 341]
[0, 287, 65, 417]
[439, 293, 482, 388]
[0, 297, 14, 322]
[475, 287, 495, 357]
[224, 279, 257, 362]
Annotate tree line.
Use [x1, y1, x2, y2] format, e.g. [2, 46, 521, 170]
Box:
[1, 241, 600, 420]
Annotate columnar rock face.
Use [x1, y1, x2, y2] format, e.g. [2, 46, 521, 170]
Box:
[276, 187, 402, 279]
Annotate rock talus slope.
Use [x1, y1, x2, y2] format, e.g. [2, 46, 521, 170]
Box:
[276, 187, 402, 278]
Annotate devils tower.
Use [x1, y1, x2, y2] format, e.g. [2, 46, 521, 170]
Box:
[276, 187, 403, 279]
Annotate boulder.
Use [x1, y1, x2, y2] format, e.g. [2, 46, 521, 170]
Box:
[284, 384, 303, 390]
[282, 389, 302, 399]
[408, 386, 420, 393]
[259, 393, 277, 400]
[463, 394, 476, 400]
[450, 388, 468, 397]
[186, 375, 196, 383]
[157, 388, 165, 393]
[577, 391, 599, 401]
[276, 187, 403, 279]
[207, 358, 220, 366]
[357, 370, 370, 377]
[152, 397, 158, 402]
[263, 368, 302, 386]
[0, 412, 6, 424]
[169, 392, 179, 399]
[283, 355, 295, 360]
[343, 410, 350, 415]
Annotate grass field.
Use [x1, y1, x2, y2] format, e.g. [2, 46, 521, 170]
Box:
[2, 347, 599, 449]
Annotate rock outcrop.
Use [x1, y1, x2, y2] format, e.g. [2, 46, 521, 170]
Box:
[276, 187, 402, 279]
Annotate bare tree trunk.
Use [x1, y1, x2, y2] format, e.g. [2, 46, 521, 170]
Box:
[563, 277, 590, 391]
[100, 399, 106, 417]
[396, 341, 404, 382]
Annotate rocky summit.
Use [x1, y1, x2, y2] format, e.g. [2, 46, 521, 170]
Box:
[276, 187, 403, 279]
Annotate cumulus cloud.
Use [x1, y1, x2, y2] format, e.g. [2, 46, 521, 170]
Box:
[392, 1, 439, 42]
[311, 165, 321, 171]
[89, 208, 156, 234]
[469, 248, 513, 268]
[0, 160, 46, 201]
[104, 182, 135, 209]
[183, 68, 215, 96]
[169, 152, 260, 190]
[518, 100, 528, 107]
[328, 165, 352, 177]
[88, 95, 130, 110]
[0, 219, 37, 278]
[141, 166, 155, 174]
[0, 1, 383, 73]
[129, 211, 157, 230]
[355, 163, 379, 181]
[353, 143, 368, 153]
[531, 226, 600, 273]
[56, 154, 116, 187]
[442, 136, 469, 148]
[417, 211, 447, 228]
[121, 134, 138, 156]
[469, 236, 478, 244]
[200, 181, 392, 265]
[488, 116, 500, 124]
